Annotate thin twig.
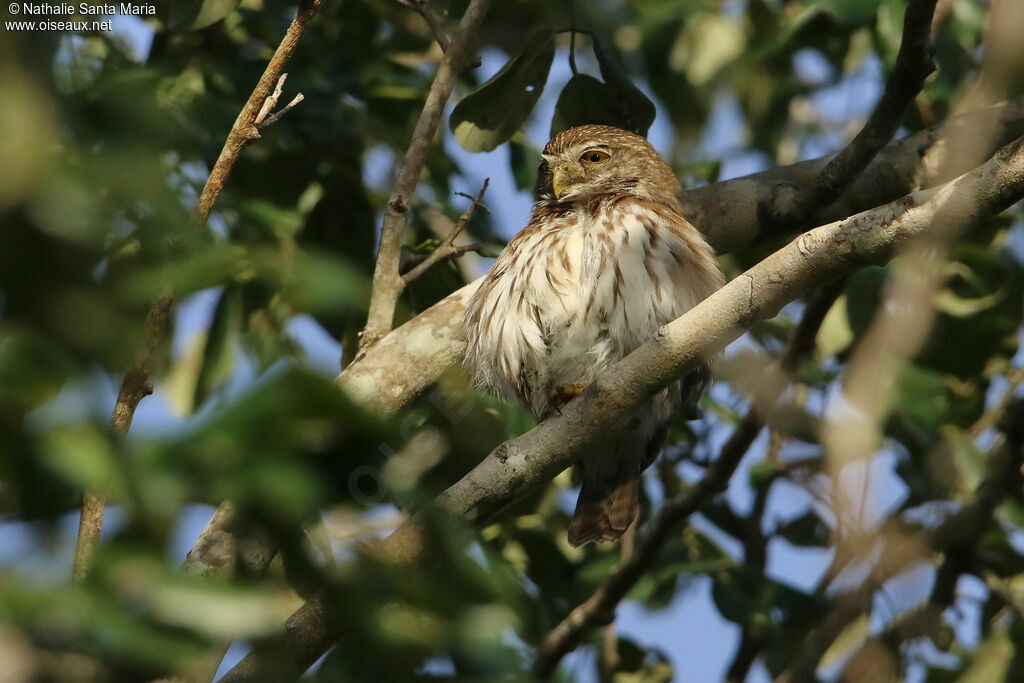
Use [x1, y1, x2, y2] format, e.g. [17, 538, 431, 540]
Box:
[255, 73, 288, 125]
[70, 0, 323, 584]
[360, 0, 494, 352]
[401, 242, 486, 271]
[259, 93, 305, 128]
[395, 0, 484, 68]
[532, 281, 845, 679]
[401, 179, 489, 284]
[396, 0, 450, 51]
[782, 0, 938, 224]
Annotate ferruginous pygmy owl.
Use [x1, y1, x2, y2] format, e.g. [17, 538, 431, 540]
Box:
[464, 125, 725, 546]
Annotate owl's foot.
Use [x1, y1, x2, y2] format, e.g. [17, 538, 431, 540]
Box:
[552, 383, 586, 408]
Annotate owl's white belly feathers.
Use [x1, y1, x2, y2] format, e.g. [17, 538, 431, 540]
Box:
[465, 196, 722, 419]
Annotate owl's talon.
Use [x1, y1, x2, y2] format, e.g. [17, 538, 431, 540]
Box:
[552, 383, 586, 407]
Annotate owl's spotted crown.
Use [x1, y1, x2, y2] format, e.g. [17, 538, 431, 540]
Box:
[542, 124, 649, 156]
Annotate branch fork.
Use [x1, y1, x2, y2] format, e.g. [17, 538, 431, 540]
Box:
[401, 178, 489, 285]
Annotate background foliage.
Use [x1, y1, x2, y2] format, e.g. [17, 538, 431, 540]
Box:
[1, 0, 1023, 681]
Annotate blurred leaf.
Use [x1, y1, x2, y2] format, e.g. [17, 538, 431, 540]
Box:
[450, 28, 555, 152]
[749, 460, 786, 490]
[815, 294, 855, 357]
[508, 133, 541, 192]
[819, 614, 870, 672]
[194, 286, 242, 409]
[671, 14, 747, 87]
[0, 68, 56, 209]
[711, 566, 820, 629]
[777, 510, 831, 547]
[957, 625, 1014, 683]
[612, 637, 674, 682]
[167, 0, 242, 30]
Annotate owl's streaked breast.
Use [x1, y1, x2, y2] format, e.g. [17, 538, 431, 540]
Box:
[464, 196, 722, 418]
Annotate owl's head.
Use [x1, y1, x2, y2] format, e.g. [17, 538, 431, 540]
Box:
[534, 125, 682, 208]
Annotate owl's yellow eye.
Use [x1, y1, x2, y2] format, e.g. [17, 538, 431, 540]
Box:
[581, 150, 610, 164]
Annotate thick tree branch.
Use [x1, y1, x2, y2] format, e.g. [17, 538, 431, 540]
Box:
[686, 96, 1024, 252]
[70, 0, 322, 580]
[360, 0, 493, 350]
[787, 0, 938, 222]
[223, 132, 1024, 683]
[336, 96, 1024, 415]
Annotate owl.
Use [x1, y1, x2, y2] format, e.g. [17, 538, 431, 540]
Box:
[464, 125, 725, 546]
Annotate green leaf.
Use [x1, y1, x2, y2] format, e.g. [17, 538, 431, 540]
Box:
[194, 285, 242, 410]
[166, 0, 241, 30]
[777, 510, 831, 547]
[508, 133, 542, 191]
[815, 294, 855, 357]
[592, 36, 657, 136]
[613, 637, 674, 682]
[550, 74, 627, 138]
[450, 28, 555, 153]
[820, 614, 870, 672]
[710, 566, 821, 629]
[957, 625, 1015, 683]
[671, 14, 747, 86]
[749, 460, 785, 490]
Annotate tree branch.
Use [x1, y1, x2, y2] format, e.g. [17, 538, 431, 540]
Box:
[360, 0, 493, 351]
[72, 295, 172, 581]
[400, 179, 489, 284]
[396, 0, 450, 51]
[70, 0, 322, 581]
[395, 0, 484, 67]
[686, 96, 1024, 253]
[786, 0, 938, 223]
[221, 132, 1024, 683]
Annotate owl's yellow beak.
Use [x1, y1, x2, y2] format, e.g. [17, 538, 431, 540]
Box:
[551, 163, 576, 199]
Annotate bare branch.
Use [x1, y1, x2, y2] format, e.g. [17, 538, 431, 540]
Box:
[195, 0, 322, 223]
[360, 0, 493, 351]
[71, 0, 323, 583]
[396, 0, 450, 52]
[785, 0, 938, 223]
[221, 133, 1024, 683]
[401, 179, 489, 284]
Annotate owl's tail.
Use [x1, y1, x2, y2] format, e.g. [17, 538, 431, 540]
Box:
[567, 476, 639, 547]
